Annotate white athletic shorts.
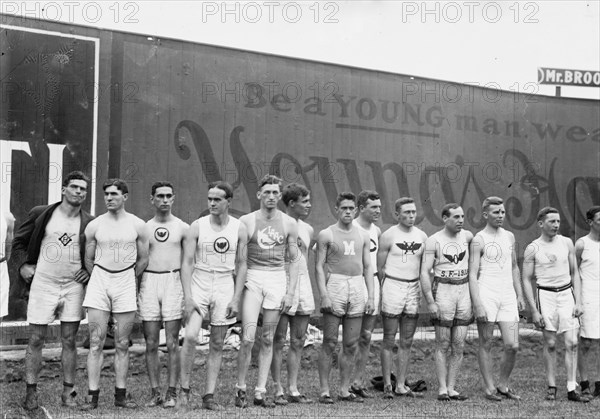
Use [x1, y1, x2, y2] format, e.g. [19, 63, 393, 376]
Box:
[362, 274, 381, 316]
[191, 269, 236, 326]
[138, 270, 184, 322]
[478, 280, 519, 323]
[245, 268, 287, 311]
[537, 287, 579, 333]
[288, 266, 315, 316]
[0, 261, 8, 318]
[83, 265, 137, 313]
[381, 276, 420, 318]
[432, 277, 473, 327]
[27, 271, 84, 324]
[581, 279, 600, 339]
[326, 273, 366, 318]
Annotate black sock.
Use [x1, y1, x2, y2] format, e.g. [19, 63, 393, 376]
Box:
[182, 387, 191, 395]
[202, 393, 214, 402]
[26, 383, 37, 393]
[115, 387, 126, 401]
[580, 380, 590, 391]
[88, 389, 100, 403]
[151, 387, 159, 396]
[167, 386, 177, 396]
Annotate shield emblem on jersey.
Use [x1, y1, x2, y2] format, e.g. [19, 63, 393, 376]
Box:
[154, 227, 169, 242]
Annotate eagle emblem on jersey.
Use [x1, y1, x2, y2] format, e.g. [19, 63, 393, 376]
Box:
[444, 250, 466, 264]
[214, 237, 230, 254]
[396, 241, 421, 255]
[154, 227, 169, 242]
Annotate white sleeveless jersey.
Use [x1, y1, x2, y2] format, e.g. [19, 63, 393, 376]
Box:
[477, 228, 513, 285]
[194, 215, 240, 273]
[579, 236, 599, 285]
[528, 235, 571, 287]
[353, 220, 378, 272]
[384, 226, 426, 279]
[433, 230, 469, 279]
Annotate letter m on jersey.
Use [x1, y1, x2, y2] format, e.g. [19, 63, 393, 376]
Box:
[343, 240, 356, 255]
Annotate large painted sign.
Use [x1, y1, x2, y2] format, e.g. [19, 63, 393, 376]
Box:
[1, 16, 599, 319]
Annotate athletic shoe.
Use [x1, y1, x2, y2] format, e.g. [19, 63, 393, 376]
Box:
[338, 393, 364, 403]
[383, 385, 394, 400]
[163, 392, 177, 408]
[318, 394, 334, 404]
[545, 387, 556, 401]
[146, 393, 163, 407]
[115, 394, 138, 409]
[235, 389, 247, 408]
[567, 390, 590, 403]
[175, 391, 189, 411]
[485, 393, 503, 402]
[202, 394, 222, 411]
[287, 393, 313, 403]
[274, 394, 289, 405]
[496, 387, 521, 400]
[61, 391, 78, 408]
[350, 386, 373, 399]
[253, 396, 275, 408]
[593, 381, 600, 398]
[79, 396, 98, 411]
[22, 392, 39, 411]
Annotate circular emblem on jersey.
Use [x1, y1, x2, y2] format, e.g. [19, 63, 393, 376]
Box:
[214, 237, 230, 254]
[154, 227, 169, 242]
[257, 227, 278, 250]
[370, 238, 377, 253]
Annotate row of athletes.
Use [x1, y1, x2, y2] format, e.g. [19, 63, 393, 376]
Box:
[10, 171, 600, 412]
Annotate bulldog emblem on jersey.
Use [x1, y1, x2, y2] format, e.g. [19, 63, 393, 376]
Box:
[154, 227, 169, 242]
[214, 237, 230, 254]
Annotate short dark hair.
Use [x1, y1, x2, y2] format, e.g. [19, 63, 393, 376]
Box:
[282, 183, 310, 206]
[63, 171, 90, 187]
[586, 206, 600, 221]
[441, 203, 461, 218]
[537, 206, 559, 222]
[151, 181, 174, 196]
[395, 197, 415, 212]
[482, 196, 503, 212]
[208, 180, 233, 199]
[336, 192, 356, 207]
[258, 174, 282, 190]
[102, 178, 129, 194]
[357, 190, 380, 209]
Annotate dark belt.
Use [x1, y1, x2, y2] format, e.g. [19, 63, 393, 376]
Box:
[94, 263, 136, 274]
[434, 276, 469, 285]
[537, 282, 572, 293]
[145, 269, 180, 274]
[385, 274, 419, 283]
[0, 257, 6, 264]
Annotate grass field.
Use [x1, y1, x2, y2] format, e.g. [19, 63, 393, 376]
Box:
[1, 326, 599, 418]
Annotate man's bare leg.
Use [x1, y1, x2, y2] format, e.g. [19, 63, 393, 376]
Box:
[164, 319, 181, 389]
[340, 316, 362, 398]
[142, 321, 162, 392]
[447, 325, 468, 396]
[497, 321, 519, 392]
[381, 316, 399, 389]
[87, 309, 111, 391]
[476, 321, 496, 395]
[60, 321, 80, 398]
[270, 314, 289, 396]
[396, 316, 419, 393]
[287, 314, 310, 396]
[113, 311, 137, 389]
[318, 313, 341, 397]
[236, 290, 261, 405]
[542, 330, 558, 388]
[254, 309, 281, 400]
[564, 328, 579, 385]
[352, 314, 376, 395]
[434, 325, 451, 396]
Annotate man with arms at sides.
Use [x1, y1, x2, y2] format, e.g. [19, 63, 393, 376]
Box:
[469, 197, 525, 401]
[421, 203, 473, 401]
[11, 171, 93, 410]
[138, 181, 188, 408]
[80, 179, 150, 410]
[178, 181, 247, 411]
[317, 192, 375, 404]
[378, 197, 427, 398]
[235, 174, 300, 408]
[577, 206, 600, 399]
[270, 183, 316, 404]
[350, 190, 381, 399]
[522, 207, 587, 402]
[1, 210, 15, 319]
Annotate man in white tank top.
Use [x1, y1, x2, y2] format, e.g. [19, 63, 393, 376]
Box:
[469, 197, 525, 401]
[576, 206, 600, 399]
[178, 181, 247, 411]
[81, 179, 150, 410]
[350, 190, 381, 399]
[270, 183, 316, 404]
[378, 197, 427, 398]
[522, 207, 586, 402]
[138, 182, 188, 408]
[0, 210, 15, 319]
[421, 203, 473, 401]
[10, 171, 93, 411]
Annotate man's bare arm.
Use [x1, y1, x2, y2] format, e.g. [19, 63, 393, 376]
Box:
[135, 220, 150, 279]
[468, 234, 485, 322]
[315, 229, 332, 312]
